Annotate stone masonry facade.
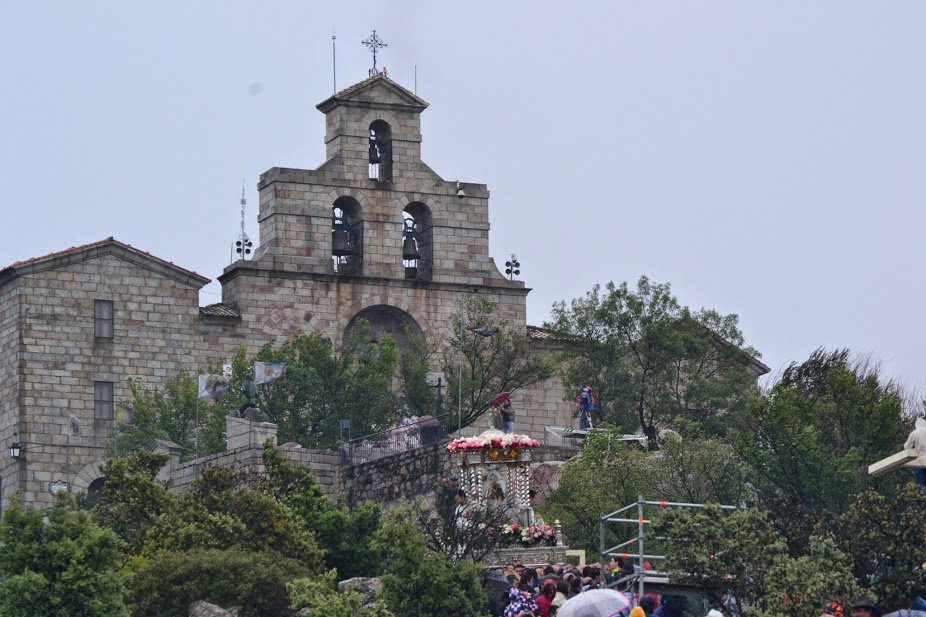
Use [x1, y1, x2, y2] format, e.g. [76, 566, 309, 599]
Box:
[0, 73, 577, 511]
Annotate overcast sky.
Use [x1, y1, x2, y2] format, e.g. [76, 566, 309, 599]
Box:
[2, 2, 924, 390]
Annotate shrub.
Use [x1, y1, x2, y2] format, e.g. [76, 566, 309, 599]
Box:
[127, 548, 311, 617]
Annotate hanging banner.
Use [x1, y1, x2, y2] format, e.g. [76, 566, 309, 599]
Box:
[198, 374, 230, 399]
[254, 361, 286, 385]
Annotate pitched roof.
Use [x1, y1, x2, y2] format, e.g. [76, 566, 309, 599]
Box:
[0, 237, 210, 289]
[200, 303, 240, 319]
[316, 72, 429, 113]
[527, 325, 558, 341]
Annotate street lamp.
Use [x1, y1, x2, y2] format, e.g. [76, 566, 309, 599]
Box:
[10, 442, 21, 460]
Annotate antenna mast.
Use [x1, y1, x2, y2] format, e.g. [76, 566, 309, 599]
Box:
[332, 31, 337, 93]
[235, 181, 253, 260]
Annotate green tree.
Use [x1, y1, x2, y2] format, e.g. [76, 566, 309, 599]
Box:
[127, 548, 311, 617]
[143, 466, 325, 571]
[545, 276, 759, 439]
[835, 485, 926, 611]
[653, 505, 785, 615]
[255, 321, 399, 448]
[756, 537, 861, 617]
[115, 369, 229, 460]
[372, 506, 489, 617]
[398, 323, 441, 417]
[734, 349, 909, 546]
[261, 446, 383, 580]
[654, 506, 861, 617]
[442, 296, 553, 430]
[91, 450, 169, 554]
[542, 426, 750, 553]
[0, 495, 129, 617]
[541, 428, 649, 554]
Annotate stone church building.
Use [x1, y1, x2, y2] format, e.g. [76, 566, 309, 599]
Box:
[0, 74, 571, 510]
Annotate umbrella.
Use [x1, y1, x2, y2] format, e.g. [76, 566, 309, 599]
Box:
[488, 392, 510, 407]
[557, 589, 631, 617]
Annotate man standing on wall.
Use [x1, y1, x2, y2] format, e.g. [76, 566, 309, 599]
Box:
[501, 399, 515, 433]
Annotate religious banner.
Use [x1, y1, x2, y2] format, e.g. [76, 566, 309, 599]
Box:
[198, 374, 230, 399]
[254, 361, 286, 385]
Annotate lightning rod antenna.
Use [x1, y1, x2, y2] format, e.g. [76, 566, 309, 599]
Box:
[332, 31, 337, 93]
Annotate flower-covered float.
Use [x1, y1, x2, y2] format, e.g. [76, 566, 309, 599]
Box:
[446, 430, 540, 512]
[445, 430, 566, 563]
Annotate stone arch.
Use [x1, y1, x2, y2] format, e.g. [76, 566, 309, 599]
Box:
[368, 119, 393, 183]
[343, 304, 425, 351]
[324, 187, 369, 207]
[360, 109, 401, 138]
[72, 460, 105, 493]
[393, 193, 445, 220]
[260, 306, 322, 344]
[341, 296, 431, 347]
[402, 201, 433, 282]
[332, 195, 364, 275]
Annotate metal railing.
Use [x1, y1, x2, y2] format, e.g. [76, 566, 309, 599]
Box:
[341, 412, 455, 465]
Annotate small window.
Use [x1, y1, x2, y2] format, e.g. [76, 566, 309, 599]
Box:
[94, 381, 114, 420]
[94, 300, 113, 338]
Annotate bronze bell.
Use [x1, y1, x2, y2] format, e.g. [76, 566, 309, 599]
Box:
[402, 235, 420, 261]
[332, 228, 354, 257]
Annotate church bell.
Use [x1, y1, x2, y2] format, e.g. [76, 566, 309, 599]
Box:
[402, 219, 421, 261]
[402, 235, 420, 261]
[332, 214, 355, 257]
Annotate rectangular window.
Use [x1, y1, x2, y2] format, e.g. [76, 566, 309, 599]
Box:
[94, 300, 113, 338]
[94, 381, 114, 420]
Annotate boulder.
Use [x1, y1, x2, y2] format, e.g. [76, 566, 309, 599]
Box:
[189, 601, 239, 617]
[338, 577, 383, 611]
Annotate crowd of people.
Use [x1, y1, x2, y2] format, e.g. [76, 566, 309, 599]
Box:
[497, 558, 672, 617]
[494, 559, 904, 617]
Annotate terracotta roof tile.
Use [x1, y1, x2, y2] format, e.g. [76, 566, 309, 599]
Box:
[199, 303, 240, 319]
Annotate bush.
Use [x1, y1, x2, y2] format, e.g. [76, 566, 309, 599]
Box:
[372, 507, 489, 617]
[0, 496, 129, 617]
[127, 549, 311, 617]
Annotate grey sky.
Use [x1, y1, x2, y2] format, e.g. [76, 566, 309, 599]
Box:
[2, 2, 924, 389]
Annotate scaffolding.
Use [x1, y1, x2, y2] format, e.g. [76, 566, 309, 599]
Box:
[599, 495, 740, 598]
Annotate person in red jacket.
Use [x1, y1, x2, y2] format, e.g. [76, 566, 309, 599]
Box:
[535, 579, 557, 617]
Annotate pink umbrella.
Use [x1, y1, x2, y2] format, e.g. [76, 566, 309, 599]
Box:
[488, 391, 510, 407]
[557, 589, 632, 617]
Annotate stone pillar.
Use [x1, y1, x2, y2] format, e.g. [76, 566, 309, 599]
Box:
[148, 439, 183, 483]
[226, 414, 277, 451]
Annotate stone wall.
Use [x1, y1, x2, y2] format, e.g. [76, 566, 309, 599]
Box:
[0, 279, 20, 508]
[343, 442, 577, 508]
[166, 419, 342, 498]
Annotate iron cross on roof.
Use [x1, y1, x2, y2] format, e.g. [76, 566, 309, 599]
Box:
[362, 30, 387, 74]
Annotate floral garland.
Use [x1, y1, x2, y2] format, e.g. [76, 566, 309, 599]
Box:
[445, 434, 540, 453]
[498, 523, 557, 547]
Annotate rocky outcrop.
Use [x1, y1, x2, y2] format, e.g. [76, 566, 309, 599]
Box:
[337, 577, 383, 613]
[189, 601, 239, 617]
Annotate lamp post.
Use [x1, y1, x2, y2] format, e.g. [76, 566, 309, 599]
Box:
[458, 296, 464, 432]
